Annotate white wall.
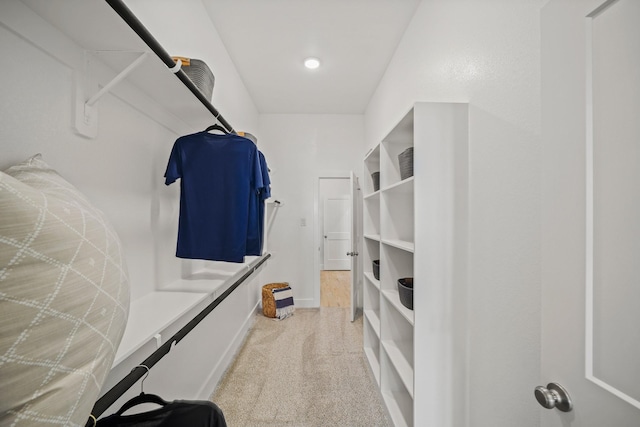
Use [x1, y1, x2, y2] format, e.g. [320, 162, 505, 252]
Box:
[365, 0, 542, 426]
[0, 20, 172, 302]
[258, 114, 364, 306]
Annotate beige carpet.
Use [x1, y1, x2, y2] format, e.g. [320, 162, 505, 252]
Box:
[211, 308, 392, 426]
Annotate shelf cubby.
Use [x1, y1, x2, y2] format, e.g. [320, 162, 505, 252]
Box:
[363, 192, 381, 237]
[364, 144, 381, 195]
[381, 298, 414, 395]
[380, 351, 414, 427]
[364, 275, 381, 329]
[379, 244, 413, 293]
[381, 186, 414, 245]
[364, 316, 381, 386]
[382, 288, 414, 325]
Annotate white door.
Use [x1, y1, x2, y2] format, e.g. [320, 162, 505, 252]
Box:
[323, 197, 350, 270]
[541, 0, 640, 425]
[348, 171, 360, 322]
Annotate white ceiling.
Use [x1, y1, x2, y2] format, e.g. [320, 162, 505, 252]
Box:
[202, 0, 421, 114]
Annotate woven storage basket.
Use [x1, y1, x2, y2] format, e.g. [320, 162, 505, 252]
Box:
[172, 56, 215, 101]
[398, 147, 414, 180]
[262, 282, 290, 318]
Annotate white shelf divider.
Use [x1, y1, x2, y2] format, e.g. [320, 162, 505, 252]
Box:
[381, 238, 415, 253]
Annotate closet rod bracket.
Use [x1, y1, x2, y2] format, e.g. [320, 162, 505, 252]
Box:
[86, 51, 147, 107]
[74, 51, 147, 138]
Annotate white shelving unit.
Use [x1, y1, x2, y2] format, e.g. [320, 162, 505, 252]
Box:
[362, 102, 469, 426]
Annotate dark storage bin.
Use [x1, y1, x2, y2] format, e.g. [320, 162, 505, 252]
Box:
[371, 172, 380, 192]
[397, 277, 413, 310]
[398, 147, 414, 180]
[372, 260, 380, 280]
[172, 56, 215, 101]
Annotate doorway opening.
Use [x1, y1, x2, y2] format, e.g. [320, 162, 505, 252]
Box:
[314, 172, 360, 321]
[318, 177, 350, 307]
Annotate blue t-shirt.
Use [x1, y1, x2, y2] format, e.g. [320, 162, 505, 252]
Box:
[246, 151, 271, 256]
[164, 132, 263, 263]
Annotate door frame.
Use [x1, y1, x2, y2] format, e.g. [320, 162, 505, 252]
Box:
[313, 171, 357, 308]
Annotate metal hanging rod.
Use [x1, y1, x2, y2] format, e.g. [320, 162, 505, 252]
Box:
[104, 0, 235, 134]
[85, 253, 270, 426]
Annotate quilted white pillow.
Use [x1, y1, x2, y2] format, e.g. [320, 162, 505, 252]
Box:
[0, 155, 130, 426]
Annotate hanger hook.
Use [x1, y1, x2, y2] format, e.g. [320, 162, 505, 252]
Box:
[133, 364, 150, 394]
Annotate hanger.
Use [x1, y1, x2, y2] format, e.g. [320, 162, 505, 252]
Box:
[114, 365, 168, 416]
[205, 123, 230, 134]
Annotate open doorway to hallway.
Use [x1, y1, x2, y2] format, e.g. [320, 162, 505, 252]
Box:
[318, 176, 351, 307]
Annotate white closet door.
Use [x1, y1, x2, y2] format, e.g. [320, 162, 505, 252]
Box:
[323, 197, 350, 270]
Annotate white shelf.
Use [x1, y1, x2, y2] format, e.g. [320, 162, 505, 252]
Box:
[364, 347, 381, 385]
[364, 190, 381, 200]
[382, 340, 414, 398]
[381, 176, 414, 194]
[364, 309, 381, 338]
[382, 391, 411, 427]
[381, 238, 415, 253]
[364, 144, 381, 163]
[363, 271, 380, 289]
[113, 291, 209, 366]
[364, 233, 381, 242]
[382, 289, 414, 325]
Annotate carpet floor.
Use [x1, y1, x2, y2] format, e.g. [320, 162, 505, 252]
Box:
[211, 308, 392, 426]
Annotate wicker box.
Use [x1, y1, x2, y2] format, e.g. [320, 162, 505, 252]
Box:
[398, 147, 414, 180]
[371, 172, 380, 192]
[262, 282, 290, 318]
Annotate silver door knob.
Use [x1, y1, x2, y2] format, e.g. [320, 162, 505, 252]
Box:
[534, 382, 573, 412]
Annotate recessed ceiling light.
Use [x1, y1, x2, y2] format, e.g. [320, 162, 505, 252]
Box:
[304, 57, 320, 69]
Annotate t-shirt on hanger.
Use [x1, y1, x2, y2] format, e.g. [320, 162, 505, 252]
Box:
[165, 131, 264, 263]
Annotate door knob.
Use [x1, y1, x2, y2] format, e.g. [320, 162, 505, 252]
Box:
[534, 382, 573, 412]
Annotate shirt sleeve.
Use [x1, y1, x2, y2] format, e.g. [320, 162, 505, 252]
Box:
[164, 140, 183, 185]
[251, 146, 264, 193]
[258, 151, 271, 200]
